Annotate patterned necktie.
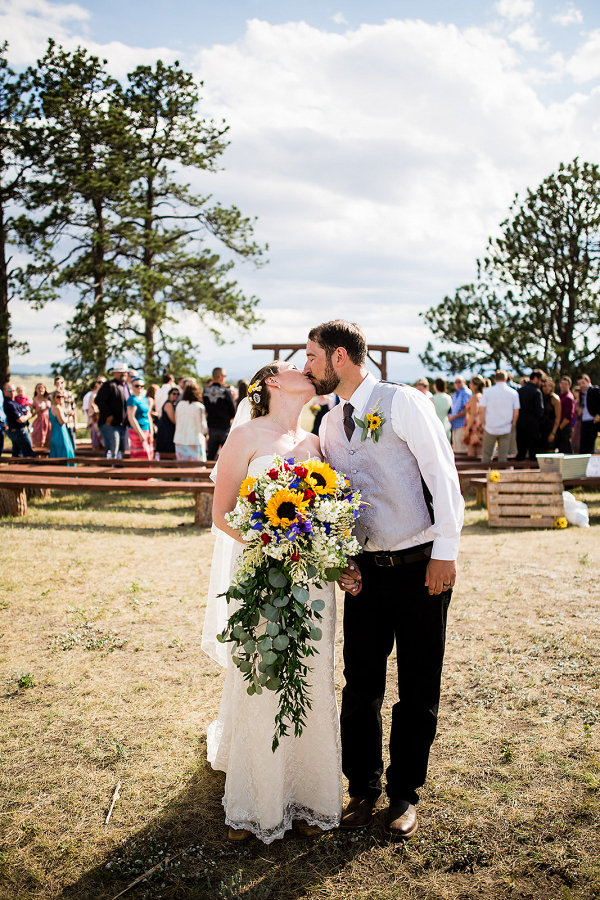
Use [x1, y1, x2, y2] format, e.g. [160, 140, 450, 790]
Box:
[343, 402, 355, 442]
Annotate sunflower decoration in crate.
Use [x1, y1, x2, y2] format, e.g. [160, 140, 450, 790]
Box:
[486, 469, 565, 528]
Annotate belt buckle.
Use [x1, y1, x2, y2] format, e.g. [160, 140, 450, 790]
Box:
[374, 553, 396, 567]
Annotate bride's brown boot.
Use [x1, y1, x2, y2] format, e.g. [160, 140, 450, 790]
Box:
[293, 819, 326, 838]
[228, 826, 252, 842]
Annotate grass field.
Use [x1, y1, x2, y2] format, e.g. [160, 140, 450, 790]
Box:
[1, 491, 599, 900]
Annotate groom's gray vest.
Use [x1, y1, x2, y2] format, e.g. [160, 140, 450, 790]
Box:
[322, 382, 432, 551]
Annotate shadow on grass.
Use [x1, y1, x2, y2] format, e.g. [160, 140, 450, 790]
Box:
[61, 739, 371, 900]
[0, 520, 206, 537]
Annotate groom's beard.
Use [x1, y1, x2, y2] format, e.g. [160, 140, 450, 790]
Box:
[311, 357, 340, 395]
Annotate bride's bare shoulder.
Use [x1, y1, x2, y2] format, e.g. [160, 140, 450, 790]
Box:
[305, 432, 323, 459]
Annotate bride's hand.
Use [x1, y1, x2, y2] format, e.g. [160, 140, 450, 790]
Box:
[338, 561, 362, 596]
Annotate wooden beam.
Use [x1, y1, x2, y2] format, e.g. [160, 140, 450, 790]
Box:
[253, 342, 410, 379]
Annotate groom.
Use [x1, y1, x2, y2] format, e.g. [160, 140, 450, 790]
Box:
[304, 320, 464, 840]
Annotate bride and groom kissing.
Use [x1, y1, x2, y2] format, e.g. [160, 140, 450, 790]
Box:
[202, 319, 464, 844]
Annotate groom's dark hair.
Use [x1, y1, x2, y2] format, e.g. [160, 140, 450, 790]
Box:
[308, 320, 367, 366]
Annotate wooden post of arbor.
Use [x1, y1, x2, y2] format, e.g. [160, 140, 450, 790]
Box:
[252, 344, 410, 380]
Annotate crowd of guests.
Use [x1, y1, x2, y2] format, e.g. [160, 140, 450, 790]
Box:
[1, 364, 250, 462]
[417, 371, 600, 461]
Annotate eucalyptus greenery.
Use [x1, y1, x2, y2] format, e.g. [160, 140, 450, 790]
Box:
[218, 559, 341, 753]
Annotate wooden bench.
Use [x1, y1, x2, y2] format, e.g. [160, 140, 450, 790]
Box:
[2, 464, 213, 481]
[1, 455, 216, 468]
[0, 472, 215, 526]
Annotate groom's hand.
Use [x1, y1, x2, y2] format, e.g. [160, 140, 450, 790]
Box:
[425, 558, 456, 595]
[339, 561, 362, 596]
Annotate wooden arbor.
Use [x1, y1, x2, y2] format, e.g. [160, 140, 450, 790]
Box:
[252, 343, 409, 381]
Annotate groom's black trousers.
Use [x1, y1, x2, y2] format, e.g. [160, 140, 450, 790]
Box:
[340, 551, 451, 806]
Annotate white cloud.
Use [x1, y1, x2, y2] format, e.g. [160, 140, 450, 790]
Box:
[0, 0, 178, 78]
[495, 0, 535, 21]
[551, 5, 583, 27]
[331, 12, 348, 25]
[564, 29, 600, 81]
[508, 22, 548, 51]
[6, 9, 600, 377]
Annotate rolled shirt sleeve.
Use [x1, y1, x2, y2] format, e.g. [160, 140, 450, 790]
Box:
[391, 386, 464, 561]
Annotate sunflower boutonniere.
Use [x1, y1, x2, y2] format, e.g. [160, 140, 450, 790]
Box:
[354, 400, 386, 442]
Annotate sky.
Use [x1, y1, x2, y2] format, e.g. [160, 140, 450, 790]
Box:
[4, 0, 600, 380]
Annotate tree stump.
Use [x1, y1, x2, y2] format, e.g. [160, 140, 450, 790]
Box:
[0, 488, 28, 517]
[194, 492, 213, 528]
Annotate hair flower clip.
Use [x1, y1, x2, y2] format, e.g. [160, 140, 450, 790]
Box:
[248, 381, 262, 404]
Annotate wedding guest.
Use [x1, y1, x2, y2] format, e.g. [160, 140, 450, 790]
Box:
[479, 370, 520, 463]
[83, 377, 106, 449]
[236, 379, 249, 408]
[462, 376, 484, 458]
[516, 369, 545, 460]
[14, 385, 32, 409]
[577, 374, 600, 454]
[154, 373, 176, 419]
[203, 367, 236, 460]
[539, 378, 561, 452]
[448, 376, 472, 452]
[31, 383, 52, 447]
[0, 400, 6, 455]
[95, 363, 128, 458]
[146, 384, 159, 430]
[557, 376, 575, 454]
[126, 377, 153, 460]
[432, 378, 451, 441]
[49, 392, 75, 462]
[415, 377, 432, 398]
[506, 374, 519, 456]
[311, 392, 339, 435]
[174, 381, 208, 461]
[572, 388, 582, 453]
[3, 383, 34, 457]
[155, 386, 179, 456]
[53, 376, 77, 450]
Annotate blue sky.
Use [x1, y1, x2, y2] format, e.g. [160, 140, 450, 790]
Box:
[4, 0, 600, 379]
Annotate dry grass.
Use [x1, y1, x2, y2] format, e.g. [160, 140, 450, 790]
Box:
[1, 490, 599, 900]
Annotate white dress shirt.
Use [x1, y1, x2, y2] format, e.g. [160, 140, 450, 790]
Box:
[320, 373, 464, 560]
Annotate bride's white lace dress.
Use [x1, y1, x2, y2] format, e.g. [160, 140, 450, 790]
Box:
[204, 455, 342, 843]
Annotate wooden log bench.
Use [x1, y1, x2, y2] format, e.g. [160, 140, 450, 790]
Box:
[0, 473, 215, 527]
[2, 464, 213, 481]
[486, 471, 564, 528]
[1, 456, 216, 468]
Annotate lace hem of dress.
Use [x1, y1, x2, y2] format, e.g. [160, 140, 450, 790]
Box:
[224, 798, 341, 845]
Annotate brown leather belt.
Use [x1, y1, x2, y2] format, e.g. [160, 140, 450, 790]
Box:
[369, 542, 433, 567]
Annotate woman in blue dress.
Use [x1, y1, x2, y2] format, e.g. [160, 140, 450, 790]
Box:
[49, 392, 75, 462]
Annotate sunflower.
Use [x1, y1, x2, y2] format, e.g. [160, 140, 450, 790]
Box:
[239, 476, 257, 498]
[488, 470, 501, 483]
[304, 460, 338, 495]
[366, 413, 382, 430]
[554, 516, 568, 529]
[265, 489, 310, 527]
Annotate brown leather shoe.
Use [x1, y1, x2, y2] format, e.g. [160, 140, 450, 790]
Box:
[383, 800, 418, 840]
[339, 795, 383, 830]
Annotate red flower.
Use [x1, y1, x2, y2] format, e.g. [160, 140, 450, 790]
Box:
[303, 488, 316, 501]
[290, 550, 300, 561]
[294, 465, 308, 478]
[261, 533, 272, 545]
[247, 491, 257, 503]
[268, 469, 279, 480]
[283, 462, 291, 471]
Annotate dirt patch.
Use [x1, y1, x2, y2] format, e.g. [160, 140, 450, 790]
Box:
[0, 491, 599, 899]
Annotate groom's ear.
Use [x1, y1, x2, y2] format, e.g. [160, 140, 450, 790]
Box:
[333, 347, 348, 368]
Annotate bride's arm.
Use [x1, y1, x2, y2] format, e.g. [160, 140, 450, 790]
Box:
[212, 425, 254, 543]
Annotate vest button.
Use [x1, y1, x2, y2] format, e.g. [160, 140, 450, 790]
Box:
[352, 469, 357, 474]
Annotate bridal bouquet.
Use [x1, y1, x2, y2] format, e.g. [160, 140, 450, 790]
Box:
[217, 455, 362, 751]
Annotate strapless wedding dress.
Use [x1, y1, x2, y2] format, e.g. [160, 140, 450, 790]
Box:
[205, 455, 342, 843]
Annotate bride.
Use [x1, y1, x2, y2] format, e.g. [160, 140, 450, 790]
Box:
[202, 360, 342, 843]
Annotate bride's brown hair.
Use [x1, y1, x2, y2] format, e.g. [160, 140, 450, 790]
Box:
[248, 361, 282, 419]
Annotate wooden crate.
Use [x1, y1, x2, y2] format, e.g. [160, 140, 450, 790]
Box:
[487, 471, 564, 528]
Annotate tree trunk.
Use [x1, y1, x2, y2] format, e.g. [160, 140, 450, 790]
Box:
[194, 491, 213, 528]
[91, 198, 107, 373]
[0, 199, 11, 386]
